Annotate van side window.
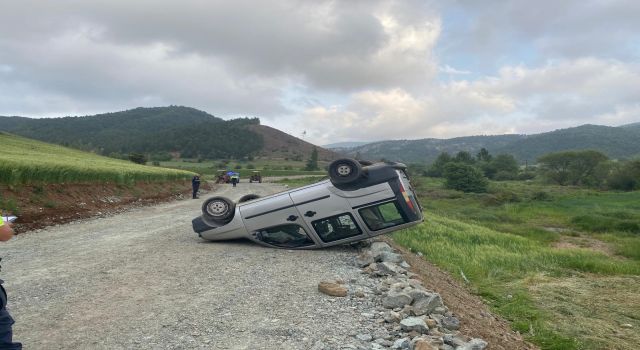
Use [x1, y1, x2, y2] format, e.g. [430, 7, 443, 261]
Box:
[312, 214, 362, 242]
[253, 224, 314, 248]
[359, 201, 407, 231]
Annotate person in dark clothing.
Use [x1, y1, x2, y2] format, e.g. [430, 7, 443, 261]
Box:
[231, 176, 238, 188]
[0, 219, 22, 350]
[192, 175, 201, 199]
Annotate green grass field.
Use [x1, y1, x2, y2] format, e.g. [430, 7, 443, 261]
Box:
[0, 133, 195, 185]
[395, 177, 640, 350]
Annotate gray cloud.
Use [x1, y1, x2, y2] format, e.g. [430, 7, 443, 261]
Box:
[0, 0, 637, 143]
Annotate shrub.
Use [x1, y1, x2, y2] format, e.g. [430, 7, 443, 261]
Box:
[517, 172, 537, 181]
[443, 163, 488, 193]
[128, 152, 147, 165]
[531, 191, 553, 201]
[494, 170, 516, 181]
[607, 160, 640, 191]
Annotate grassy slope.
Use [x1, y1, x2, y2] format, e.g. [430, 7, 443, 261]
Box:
[395, 177, 640, 350]
[0, 133, 194, 184]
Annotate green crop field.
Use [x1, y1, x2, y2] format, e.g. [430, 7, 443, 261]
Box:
[0, 132, 195, 184]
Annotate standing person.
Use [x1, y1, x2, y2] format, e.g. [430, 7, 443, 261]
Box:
[0, 218, 22, 350]
[192, 174, 201, 199]
[231, 173, 238, 188]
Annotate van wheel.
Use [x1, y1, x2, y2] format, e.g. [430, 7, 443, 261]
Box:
[202, 196, 235, 222]
[329, 158, 363, 184]
[238, 194, 261, 203]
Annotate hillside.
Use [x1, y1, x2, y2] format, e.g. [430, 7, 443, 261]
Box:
[0, 132, 193, 185]
[0, 106, 336, 161]
[495, 124, 640, 162]
[342, 124, 640, 163]
[0, 106, 262, 159]
[248, 124, 337, 161]
[343, 135, 524, 163]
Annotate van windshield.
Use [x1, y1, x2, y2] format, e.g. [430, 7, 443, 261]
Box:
[359, 201, 407, 231]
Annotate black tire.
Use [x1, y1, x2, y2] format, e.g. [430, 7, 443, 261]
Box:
[328, 158, 363, 184]
[202, 196, 235, 222]
[238, 194, 261, 203]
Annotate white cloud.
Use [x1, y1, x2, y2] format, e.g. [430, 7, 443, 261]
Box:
[296, 58, 640, 144]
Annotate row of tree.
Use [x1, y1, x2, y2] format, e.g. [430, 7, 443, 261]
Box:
[422, 148, 640, 192]
[538, 150, 640, 190]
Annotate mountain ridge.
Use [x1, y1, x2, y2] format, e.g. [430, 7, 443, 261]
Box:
[0, 106, 337, 160]
[341, 123, 640, 163]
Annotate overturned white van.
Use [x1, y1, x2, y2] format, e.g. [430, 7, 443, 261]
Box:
[191, 159, 423, 249]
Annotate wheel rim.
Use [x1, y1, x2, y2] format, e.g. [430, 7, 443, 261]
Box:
[207, 201, 228, 216]
[336, 164, 352, 176]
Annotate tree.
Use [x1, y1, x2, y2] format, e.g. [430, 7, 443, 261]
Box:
[491, 154, 519, 180]
[454, 151, 475, 164]
[608, 160, 640, 191]
[477, 148, 492, 162]
[305, 147, 319, 171]
[425, 152, 452, 177]
[128, 152, 147, 164]
[537, 150, 608, 186]
[443, 163, 488, 193]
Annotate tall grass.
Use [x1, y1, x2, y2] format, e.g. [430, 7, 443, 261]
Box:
[394, 215, 640, 349]
[0, 133, 194, 185]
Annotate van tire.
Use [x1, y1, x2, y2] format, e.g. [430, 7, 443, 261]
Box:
[329, 158, 363, 184]
[202, 196, 235, 222]
[238, 194, 261, 203]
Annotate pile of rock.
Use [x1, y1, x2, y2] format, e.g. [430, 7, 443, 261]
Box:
[318, 241, 487, 350]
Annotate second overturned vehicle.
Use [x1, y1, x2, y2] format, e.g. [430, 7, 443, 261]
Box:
[191, 158, 423, 249]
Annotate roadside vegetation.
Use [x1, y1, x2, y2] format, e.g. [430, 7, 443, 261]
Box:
[282, 152, 640, 349]
[393, 148, 640, 350]
[0, 132, 194, 185]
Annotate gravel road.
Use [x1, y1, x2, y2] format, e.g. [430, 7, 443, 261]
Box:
[1, 182, 370, 349]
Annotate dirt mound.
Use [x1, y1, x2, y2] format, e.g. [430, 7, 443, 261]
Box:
[248, 124, 339, 161]
[1, 181, 210, 233]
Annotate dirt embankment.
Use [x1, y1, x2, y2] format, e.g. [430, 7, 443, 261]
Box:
[1, 180, 210, 233]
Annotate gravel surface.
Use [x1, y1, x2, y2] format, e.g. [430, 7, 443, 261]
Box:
[1, 182, 370, 349]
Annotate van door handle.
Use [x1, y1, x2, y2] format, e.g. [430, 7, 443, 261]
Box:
[287, 215, 298, 221]
[304, 211, 316, 217]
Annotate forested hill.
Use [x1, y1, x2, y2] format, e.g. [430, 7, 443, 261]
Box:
[0, 106, 263, 159]
[341, 124, 640, 164]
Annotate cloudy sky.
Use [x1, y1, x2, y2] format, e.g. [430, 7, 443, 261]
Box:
[1, 0, 638, 144]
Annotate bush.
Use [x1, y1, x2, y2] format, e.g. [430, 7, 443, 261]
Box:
[247, 164, 255, 169]
[607, 160, 640, 191]
[443, 163, 488, 193]
[483, 190, 520, 206]
[531, 191, 553, 201]
[517, 172, 537, 181]
[494, 171, 516, 181]
[128, 152, 147, 165]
